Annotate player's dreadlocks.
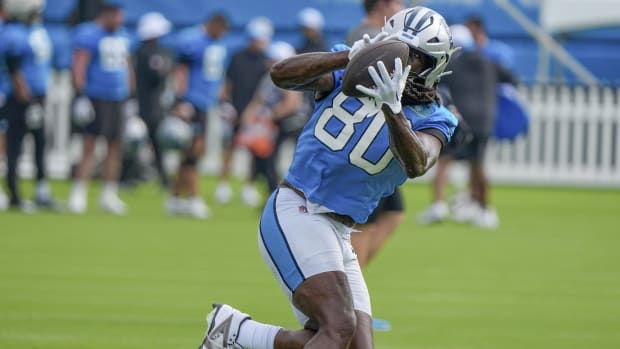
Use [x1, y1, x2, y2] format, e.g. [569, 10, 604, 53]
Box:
[401, 75, 440, 106]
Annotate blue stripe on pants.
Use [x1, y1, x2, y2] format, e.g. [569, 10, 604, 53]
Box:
[259, 189, 305, 292]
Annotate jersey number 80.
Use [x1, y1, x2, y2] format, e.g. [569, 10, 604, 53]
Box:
[314, 92, 396, 175]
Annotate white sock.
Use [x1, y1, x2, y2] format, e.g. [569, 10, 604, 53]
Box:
[72, 180, 87, 195]
[236, 319, 280, 349]
[36, 180, 51, 199]
[102, 182, 118, 197]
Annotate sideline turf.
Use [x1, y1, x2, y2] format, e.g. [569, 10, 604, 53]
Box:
[1, 180, 618, 348]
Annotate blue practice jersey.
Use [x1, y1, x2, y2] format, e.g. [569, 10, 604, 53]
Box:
[73, 22, 131, 101]
[285, 68, 458, 223]
[176, 26, 228, 111]
[1, 22, 53, 97]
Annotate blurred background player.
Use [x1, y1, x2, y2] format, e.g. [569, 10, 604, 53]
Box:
[345, 0, 404, 331]
[0, 1, 8, 211]
[464, 15, 515, 70]
[417, 24, 517, 229]
[133, 12, 173, 188]
[297, 7, 326, 54]
[1, 0, 56, 212]
[236, 41, 302, 198]
[168, 12, 229, 219]
[345, 0, 403, 46]
[215, 16, 273, 207]
[68, 2, 134, 215]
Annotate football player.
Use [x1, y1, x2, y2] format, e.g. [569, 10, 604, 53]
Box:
[1, 0, 56, 211]
[215, 17, 272, 207]
[166, 12, 229, 219]
[199, 7, 458, 349]
[68, 2, 134, 215]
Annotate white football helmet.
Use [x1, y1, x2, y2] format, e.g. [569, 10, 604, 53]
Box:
[3, 0, 45, 22]
[157, 116, 192, 151]
[123, 115, 148, 154]
[383, 6, 457, 88]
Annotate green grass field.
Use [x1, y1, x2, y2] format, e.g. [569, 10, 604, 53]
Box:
[1, 179, 619, 349]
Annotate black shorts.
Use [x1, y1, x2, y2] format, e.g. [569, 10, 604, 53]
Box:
[366, 188, 405, 223]
[0, 111, 7, 133]
[443, 131, 489, 161]
[0, 94, 8, 132]
[83, 98, 125, 141]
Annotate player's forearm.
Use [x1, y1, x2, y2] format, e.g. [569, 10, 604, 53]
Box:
[72, 50, 89, 94]
[127, 58, 136, 96]
[270, 51, 349, 91]
[383, 105, 437, 178]
[11, 72, 31, 103]
[219, 79, 232, 102]
[72, 68, 86, 94]
[174, 64, 189, 98]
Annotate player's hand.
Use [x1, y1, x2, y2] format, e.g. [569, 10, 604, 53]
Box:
[173, 101, 195, 122]
[348, 31, 389, 61]
[356, 57, 411, 114]
[72, 95, 95, 127]
[25, 102, 45, 130]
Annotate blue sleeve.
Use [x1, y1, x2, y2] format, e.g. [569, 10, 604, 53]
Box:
[406, 104, 458, 144]
[175, 30, 197, 64]
[330, 44, 350, 53]
[325, 44, 350, 93]
[4, 28, 26, 58]
[73, 24, 96, 52]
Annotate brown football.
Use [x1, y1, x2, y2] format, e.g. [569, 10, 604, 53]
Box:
[342, 39, 410, 98]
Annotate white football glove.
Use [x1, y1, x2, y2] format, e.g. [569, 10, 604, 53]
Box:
[348, 31, 389, 61]
[72, 95, 95, 127]
[25, 102, 45, 130]
[356, 58, 411, 115]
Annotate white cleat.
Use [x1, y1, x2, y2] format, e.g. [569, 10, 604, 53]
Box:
[450, 191, 471, 208]
[214, 182, 233, 204]
[187, 196, 210, 219]
[473, 206, 500, 229]
[418, 201, 449, 225]
[67, 189, 87, 214]
[99, 193, 127, 215]
[241, 184, 261, 208]
[451, 198, 477, 223]
[199, 304, 250, 349]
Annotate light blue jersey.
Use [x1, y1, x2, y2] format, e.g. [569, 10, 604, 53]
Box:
[73, 22, 131, 101]
[176, 27, 228, 111]
[285, 68, 457, 223]
[2, 22, 53, 97]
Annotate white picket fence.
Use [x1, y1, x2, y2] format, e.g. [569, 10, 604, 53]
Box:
[4, 72, 620, 188]
[485, 84, 619, 187]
